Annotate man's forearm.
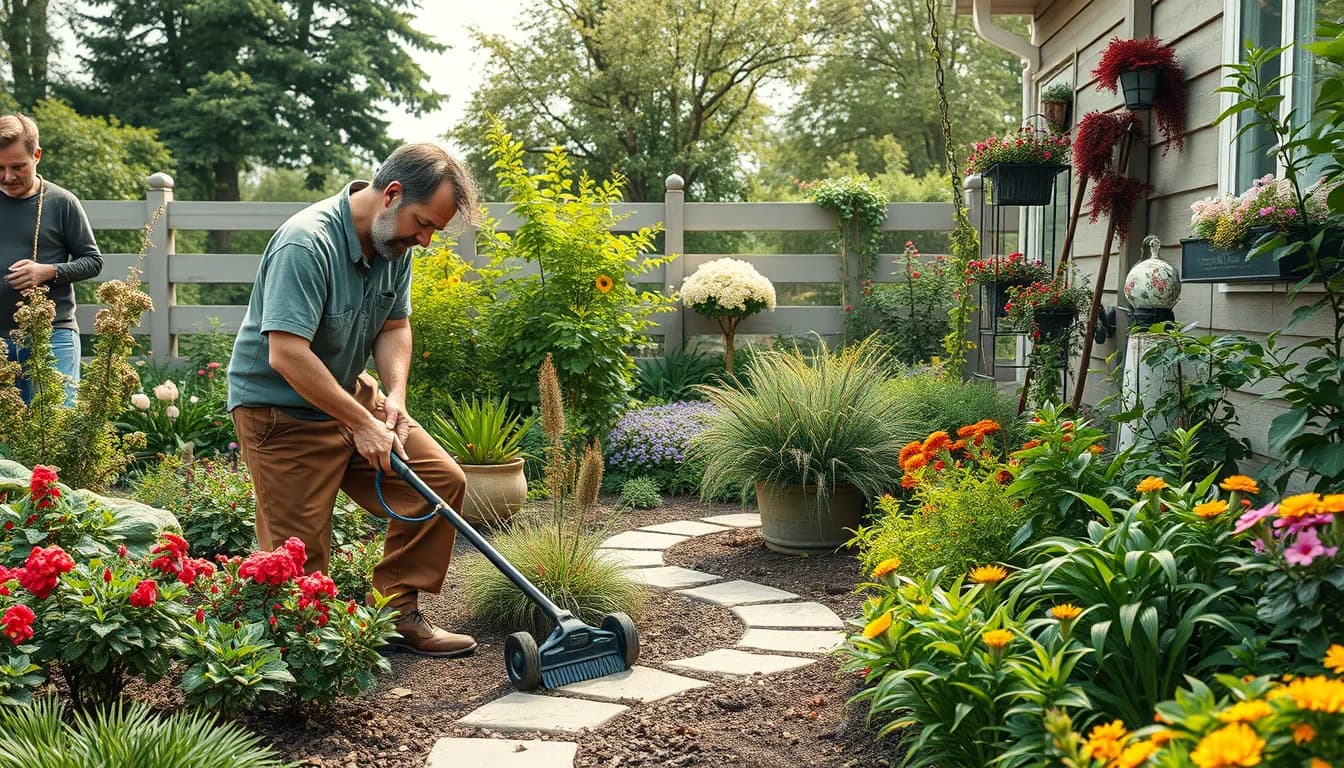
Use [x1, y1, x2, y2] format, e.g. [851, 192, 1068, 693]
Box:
[373, 321, 412, 400]
[269, 333, 375, 429]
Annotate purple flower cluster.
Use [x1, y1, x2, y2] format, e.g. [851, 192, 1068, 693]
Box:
[607, 402, 717, 472]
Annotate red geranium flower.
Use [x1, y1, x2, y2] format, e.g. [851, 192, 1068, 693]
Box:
[2, 604, 35, 645]
[129, 579, 158, 608]
[18, 545, 74, 600]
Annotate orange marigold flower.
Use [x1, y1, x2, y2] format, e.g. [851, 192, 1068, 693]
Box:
[1190, 722, 1264, 768]
[1219, 475, 1259, 494]
[949, 439, 967, 452]
[1326, 644, 1344, 675]
[981, 628, 1014, 649]
[1309, 759, 1330, 768]
[1323, 494, 1344, 514]
[862, 611, 893, 639]
[1089, 444, 1104, 454]
[975, 419, 1001, 435]
[902, 453, 928, 472]
[1293, 722, 1317, 744]
[1283, 675, 1344, 713]
[1082, 720, 1128, 761]
[922, 431, 952, 455]
[956, 424, 979, 438]
[1137, 477, 1168, 493]
[1194, 500, 1229, 519]
[969, 564, 1008, 584]
[1021, 439, 1042, 450]
[871, 557, 901, 579]
[595, 274, 614, 293]
[1216, 699, 1273, 723]
[1151, 729, 1176, 746]
[1051, 603, 1083, 620]
[900, 474, 919, 489]
[898, 441, 923, 465]
[1279, 493, 1325, 518]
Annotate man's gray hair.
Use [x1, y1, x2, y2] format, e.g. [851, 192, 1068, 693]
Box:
[372, 143, 481, 232]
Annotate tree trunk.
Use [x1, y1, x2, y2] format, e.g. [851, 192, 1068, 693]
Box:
[208, 159, 241, 253]
[2, 0, 50, 107]
[718, 315, 741, 374]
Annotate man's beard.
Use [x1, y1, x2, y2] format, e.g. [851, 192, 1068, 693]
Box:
[371, 203, 416, 261]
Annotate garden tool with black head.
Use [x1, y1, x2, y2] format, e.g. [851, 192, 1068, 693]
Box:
[375, 453, 638, 689]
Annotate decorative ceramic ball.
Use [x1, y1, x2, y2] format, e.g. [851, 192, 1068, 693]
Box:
[1124, 235, 1181, 309]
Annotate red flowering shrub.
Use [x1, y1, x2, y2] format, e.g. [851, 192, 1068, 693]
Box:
[17, 545, 75, 600]
[966, 127, 1070, 174]
[238, 538, 306, 586]
[2, 604, 34, 644]
[1093, 37, 1187, 153]
[128, 579, 158, 608]
[964, 252, 1052, 285]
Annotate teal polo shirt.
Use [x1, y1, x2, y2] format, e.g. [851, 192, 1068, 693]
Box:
[227, 181, 412, 419]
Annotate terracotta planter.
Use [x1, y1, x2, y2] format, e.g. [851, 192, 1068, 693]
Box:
[459, 457, 527, 526]
[754, 482, 863, 555]
[1042, 99, 1071, 132]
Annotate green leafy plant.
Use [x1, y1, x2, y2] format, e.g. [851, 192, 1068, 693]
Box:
[327, 534, 384, 601]
[461, 354, 643, 637]
[427, 395, 538, 465]
[1008, 404, 1127, 543]
[633, 342, 722, 402]
[0, 219, 157, 491]
[130, 455, 257, 558]
[811, 176, 888, 320]
[1041, 82, 1073, 103]
[848, 242, 954, 364]
[1005, 277, 1091, 407]
[0, 698, 291, 768]
[479, 118, 676, 438]
[620, 477, 662, 510]
[175, 619, 293, 716]
[692, 338, 904, 506]
[888, 370, 1021, 448]
[114, 362, 233, 463]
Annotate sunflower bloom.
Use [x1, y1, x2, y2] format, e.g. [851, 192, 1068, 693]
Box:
[1137, 476, 1168, 493]
[871, 557, 901, 579]
[981, 628, 1014, 649]
[970, 564, 1008, 584]
[1190, 722, 1264, 768]
[1293, 722, 1317, 744]
[595, 274, 614, 293]
[1326, 644, 1344, 675]
[446, 275, 461, 287]
[1195, 500, 1230, 519]
[1216, 699, 1273, 723]
[862, 611, 893, 639]
[1219, 475, 1259, 494]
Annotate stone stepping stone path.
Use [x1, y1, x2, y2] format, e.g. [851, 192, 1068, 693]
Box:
[427, 510, 845, 767]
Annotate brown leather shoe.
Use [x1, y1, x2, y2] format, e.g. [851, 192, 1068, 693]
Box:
[386, 609, 478, 658]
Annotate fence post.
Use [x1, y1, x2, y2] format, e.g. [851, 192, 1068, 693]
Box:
[663, 174, 686, 354]
[145, 172, 175, 363]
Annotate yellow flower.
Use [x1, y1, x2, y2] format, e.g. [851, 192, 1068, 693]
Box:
[1189, 722, 1264, 768]
[1279, 493, 1325, 518]
[1082, 720, 1128, 761]
[1151, 729, 1176, 746]
[1051, 603, 1083, 620]
[970, 564, 1008, 584]
[1310, 760, 1331, 768]
[445, 275, 461, 287]
[1216, 699, 1273, 723]
[1324, 494, 1344, 514]
[1219, 475, 1259, 494]
[595, 274, 614, 293]
[871, 557, 901, 579]
[1089, 719, 1128, 742]
[1293, 722, 1317, 744]
[1116, 740, 1158, 768]
[1283, 675, 1344, 713]
[1195, 500, 1230, 519]
[862, 611, 893, 639]
[421, 350, 430, 359]
[981, 628, 1014, 649]
[1089, 444, 1104, 454]
[1327, 644, 1344, 675]
[1137, 476, 1168, 493]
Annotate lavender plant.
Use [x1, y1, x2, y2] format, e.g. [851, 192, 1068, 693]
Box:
[605, 401, 716, 495]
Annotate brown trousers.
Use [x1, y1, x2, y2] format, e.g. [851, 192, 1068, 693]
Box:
[231, 374, 465, 610]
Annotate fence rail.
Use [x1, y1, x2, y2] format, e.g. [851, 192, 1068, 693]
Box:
[79, 173, 1012, 362]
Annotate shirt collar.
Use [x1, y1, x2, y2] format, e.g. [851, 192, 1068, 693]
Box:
[340, 180, 370, 265]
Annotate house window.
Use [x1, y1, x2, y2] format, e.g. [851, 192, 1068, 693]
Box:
[1228, 0, 1344, 192]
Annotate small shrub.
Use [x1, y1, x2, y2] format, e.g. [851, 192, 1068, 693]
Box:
[175, 619, 292, 716]
[0, 698, 291, 768]
[634, 342, 722, 402]
[620, 477, 662, 509]
[847, 242, 954, 365]
[131, 455, 257, 558]
[328, 535, 384, 601]
[605, 401, 715, 494]
[888, 371, 1021, 447]
[406, 242, 500, 416]
[115, 361, 233, 462]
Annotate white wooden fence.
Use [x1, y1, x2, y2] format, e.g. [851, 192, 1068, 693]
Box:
[79, 172, 1014, 362]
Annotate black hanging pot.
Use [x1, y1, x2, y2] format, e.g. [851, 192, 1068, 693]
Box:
[1032, 309, 1077, 343]
[985, 280, 1029, 318]
[984, 163, 1067, 206]
[1119, 67, 1161, 110]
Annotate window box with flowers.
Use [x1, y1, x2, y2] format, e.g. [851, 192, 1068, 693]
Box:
[967, 128, 1070, 206]
[1004, 278, 1091, 406]
[1182, 175, 1340, 283]
[964, 252, 1051, 318]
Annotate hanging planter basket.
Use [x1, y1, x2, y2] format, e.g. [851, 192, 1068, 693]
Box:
[985, 280, 1030, 318]
[984, 163, 1069, 206]
[1032, 309, 1077, 343]
[1118, 67, 1161, 110]
[1042, 99, 1071, 132]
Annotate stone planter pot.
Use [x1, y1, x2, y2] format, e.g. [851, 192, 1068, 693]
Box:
[754, 482, 863, 555]
[459, 457, 527, 526]
[983, 162, 1068, 206]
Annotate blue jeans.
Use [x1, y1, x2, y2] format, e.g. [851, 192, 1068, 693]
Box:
[4, 328, 81, 407]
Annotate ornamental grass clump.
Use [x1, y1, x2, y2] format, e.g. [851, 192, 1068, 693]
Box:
[681, 257, 777, 372]
[691, 337, 903, 506]
[605, 401, 716, 494]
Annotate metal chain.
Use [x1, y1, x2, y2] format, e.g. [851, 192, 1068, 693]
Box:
[31, 176, 45, 264]
[924, 0, 964, 209]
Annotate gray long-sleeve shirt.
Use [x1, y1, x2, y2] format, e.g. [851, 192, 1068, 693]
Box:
[0, 179, 103, 333]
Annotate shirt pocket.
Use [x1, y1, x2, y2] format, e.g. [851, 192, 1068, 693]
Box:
[371, 290, 397, 326]
[314, 306, 354, 349]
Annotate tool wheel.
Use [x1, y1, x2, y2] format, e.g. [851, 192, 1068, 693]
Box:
[601, 612, 640, 668]
[505, 631, 542, 690]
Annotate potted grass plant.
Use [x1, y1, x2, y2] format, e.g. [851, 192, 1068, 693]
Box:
[690, 338, 903, 554]
[428, 395, 538, 525]
[967, 126, 1070, 206]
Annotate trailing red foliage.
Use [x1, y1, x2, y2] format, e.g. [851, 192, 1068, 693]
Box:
[1072, 111, 1145, 181]
[1093, 37, 1187, 153]
[1087, 174, 1154, 242]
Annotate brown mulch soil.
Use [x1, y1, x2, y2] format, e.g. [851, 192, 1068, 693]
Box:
[230, 496, 901, 767]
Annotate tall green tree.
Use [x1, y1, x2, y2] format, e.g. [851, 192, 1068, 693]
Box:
[454, 0, 853, 201]
[766, 0, 1023, 185]
[71, 0, 441, 215]
[0, 0, 51, 107]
